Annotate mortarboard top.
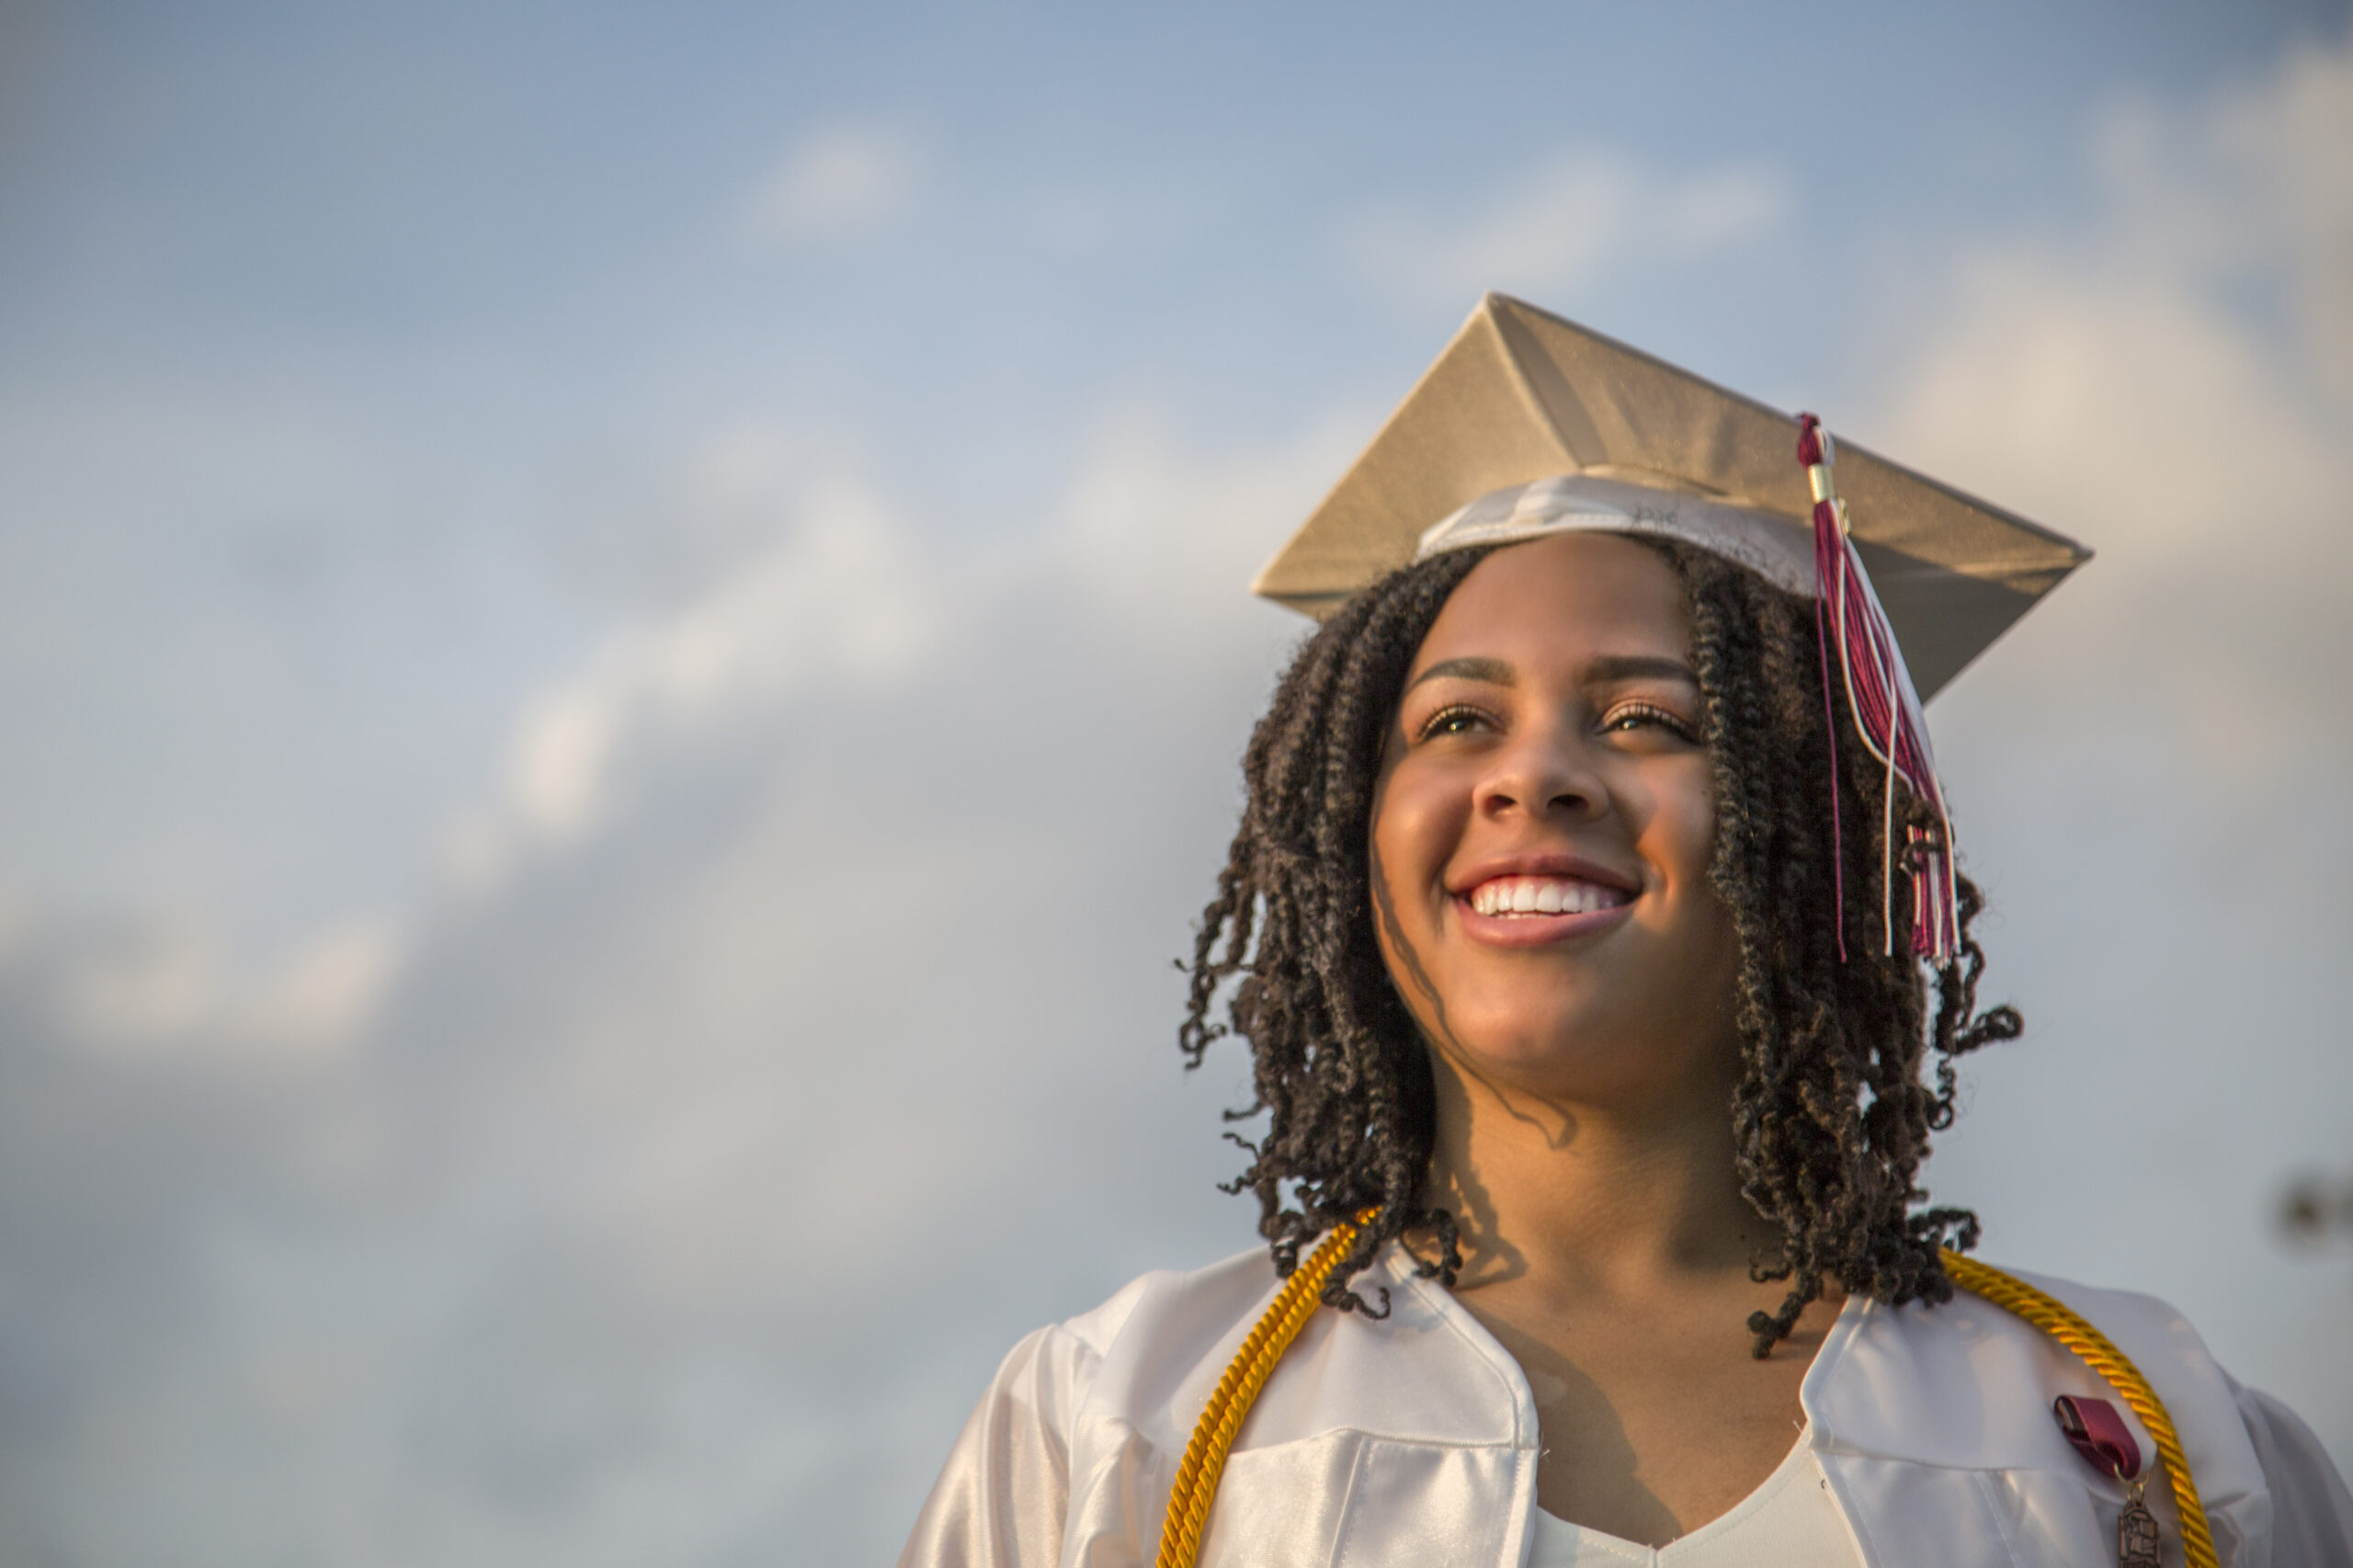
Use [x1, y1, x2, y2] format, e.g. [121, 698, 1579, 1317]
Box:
[1251, 292, 2090, 699]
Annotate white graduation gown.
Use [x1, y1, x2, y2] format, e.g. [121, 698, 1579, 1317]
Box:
[901, 1242, 2353, 1568]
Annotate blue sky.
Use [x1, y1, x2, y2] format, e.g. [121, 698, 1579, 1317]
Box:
[2, 4, 2349, 1563]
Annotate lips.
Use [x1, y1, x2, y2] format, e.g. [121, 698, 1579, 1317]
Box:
[1448, 855, 1642, 947]
[1465, 875, 1633, 917]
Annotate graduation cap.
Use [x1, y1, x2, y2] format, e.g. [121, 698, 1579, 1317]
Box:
[1255, 292, 2086, 700]
[1253, 293, 2092, 962]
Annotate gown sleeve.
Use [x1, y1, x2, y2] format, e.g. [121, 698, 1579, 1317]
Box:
[2232, 1381, 2353, 1568]
[899, 1324, 1100, 1568]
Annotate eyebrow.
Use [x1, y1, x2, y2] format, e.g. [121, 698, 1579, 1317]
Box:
[1585, 654, 1699, 687]
[1404, 653, 1699, 692]
[1404, 656, 1515, 691]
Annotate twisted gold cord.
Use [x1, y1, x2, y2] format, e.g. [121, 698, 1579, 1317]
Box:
[1152, 1210, 1374, 1568]
[1154, 1222, 2215, 1568]
[1940, 1248, 2217, 1568]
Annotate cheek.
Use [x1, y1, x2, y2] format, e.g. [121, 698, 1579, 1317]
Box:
[1634, 763, 1722, 892]
[1654, 779, 1742, 975]
[1366, 765, 1467, 1015]
[1369, 763, 1466, 902]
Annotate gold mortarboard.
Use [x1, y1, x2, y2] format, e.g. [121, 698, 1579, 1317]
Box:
[1252, 292, 2089, 701]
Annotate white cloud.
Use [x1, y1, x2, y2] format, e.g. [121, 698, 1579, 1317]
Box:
[1864, 35, 2352, 732]
[451, 435, 935, 890]
[2089, 40, 2353, 393]
[1877, 260, 2341, 568]
[240, 918, 404, 1049]
[29, 906, 404, 1057]
[1051, 405, 1363, 646]
[1343, 148, 1790, 308]
[0, 409, 1339, 1566]
[745, 124, 922, 246]
[460, 403, 1343, 899]
[53, 909, 222, 1044]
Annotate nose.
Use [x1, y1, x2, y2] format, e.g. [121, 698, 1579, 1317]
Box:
[1472, 721, 1608, 824]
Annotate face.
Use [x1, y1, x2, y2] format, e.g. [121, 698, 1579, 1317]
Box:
[1370, 533, 1745, 1109]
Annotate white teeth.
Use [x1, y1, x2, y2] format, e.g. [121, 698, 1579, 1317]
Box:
[1469, 875, 1627, 917]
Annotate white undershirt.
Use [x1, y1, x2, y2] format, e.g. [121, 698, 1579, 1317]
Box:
[1526, 1427, 1862, 1567]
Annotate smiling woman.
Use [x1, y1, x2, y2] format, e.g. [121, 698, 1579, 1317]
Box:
[897, 296, 2353, 1568]
[1375, 539, 1746, 1122]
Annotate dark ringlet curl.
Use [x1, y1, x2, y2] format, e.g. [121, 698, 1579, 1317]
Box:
[1180, 538, 2021, 1354]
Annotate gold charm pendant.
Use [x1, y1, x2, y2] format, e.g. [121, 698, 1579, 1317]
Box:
[2055, 1394, 2165, 1568]
[2116, 1479, 2161, 1568]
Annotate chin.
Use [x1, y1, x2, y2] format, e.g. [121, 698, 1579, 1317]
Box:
[1438, 1010, 1635, 1090]
[1431, 990, 1733, 1103]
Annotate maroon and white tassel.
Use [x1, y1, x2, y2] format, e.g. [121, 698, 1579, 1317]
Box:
[1798, 414, 1961, 965]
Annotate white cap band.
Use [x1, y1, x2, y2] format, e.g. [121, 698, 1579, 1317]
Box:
[1412, 472, 1820, 599]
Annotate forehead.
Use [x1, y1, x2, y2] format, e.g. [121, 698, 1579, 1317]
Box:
[1410, 533, 1691, 672]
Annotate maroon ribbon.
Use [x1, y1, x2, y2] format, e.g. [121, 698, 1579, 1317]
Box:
[2054, 1394, 2143, 1482]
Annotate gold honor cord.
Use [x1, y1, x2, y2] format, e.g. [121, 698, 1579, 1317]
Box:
[1153, 1209, 1377, 1568]
[1152, 1219, 2214, 1568]
[1939, 1248, 2218, 1568]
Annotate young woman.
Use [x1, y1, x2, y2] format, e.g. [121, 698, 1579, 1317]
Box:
[900, 296, 2352, 1568]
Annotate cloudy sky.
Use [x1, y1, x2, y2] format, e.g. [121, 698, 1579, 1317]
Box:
[1, 3, 2349, 1563]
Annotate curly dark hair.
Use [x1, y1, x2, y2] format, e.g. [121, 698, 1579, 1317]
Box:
[1179, 537, 2022, 1356]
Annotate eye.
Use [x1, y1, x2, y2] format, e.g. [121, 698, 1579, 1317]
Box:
[1415, 702, 1495, 742]
[1600, 700, 1698, 742]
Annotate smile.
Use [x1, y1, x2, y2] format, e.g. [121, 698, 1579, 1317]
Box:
[1464, 876, 1634, 917]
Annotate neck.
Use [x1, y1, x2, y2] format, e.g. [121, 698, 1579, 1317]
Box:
[1418, 1043, 1779, 1298]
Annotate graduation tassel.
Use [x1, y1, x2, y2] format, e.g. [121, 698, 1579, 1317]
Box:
[1798, 415, 1961, 964]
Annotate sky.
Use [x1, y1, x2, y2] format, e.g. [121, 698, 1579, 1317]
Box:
[1, 2, 2349, 1563]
